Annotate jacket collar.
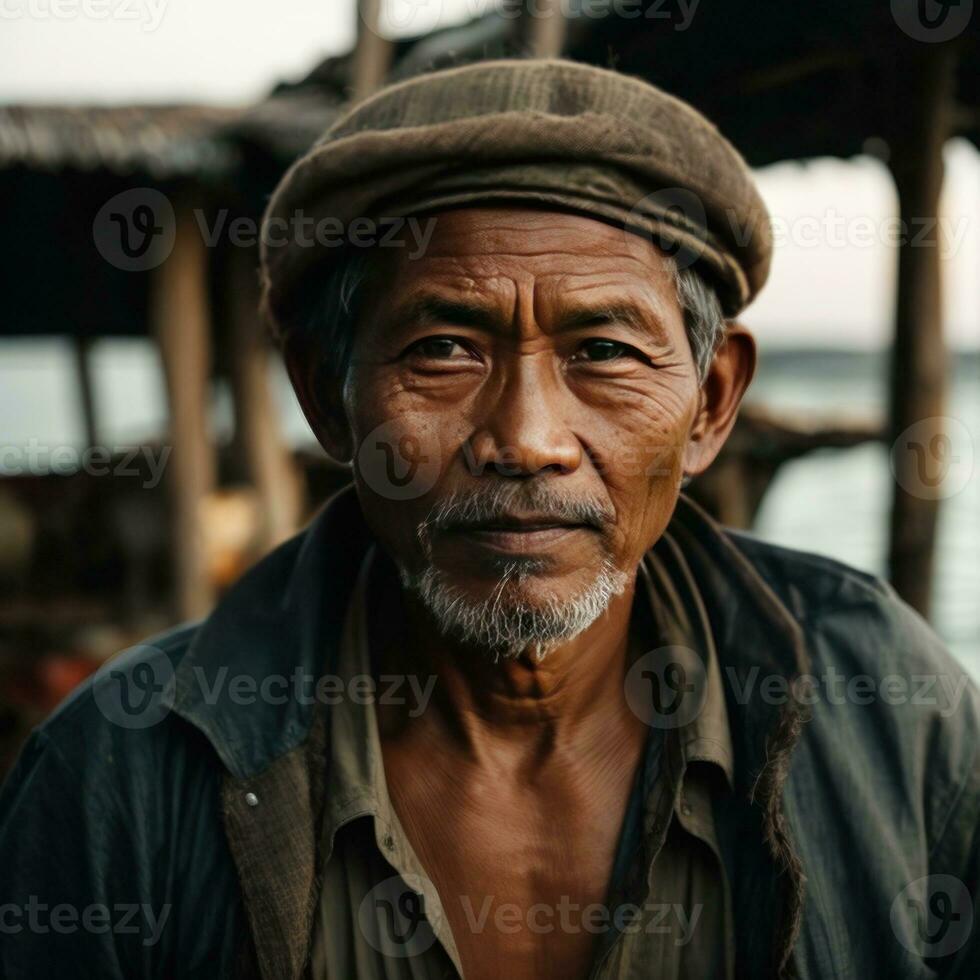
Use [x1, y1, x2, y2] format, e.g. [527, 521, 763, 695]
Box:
[169, 484, 372, 778]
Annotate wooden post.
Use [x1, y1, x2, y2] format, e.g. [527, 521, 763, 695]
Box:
[226, 245, 306, 553]
[885, 44, 956, 618]
[151, 204, 217, 621]
[352, 0, 394, 101]
[73, 336, 98, 450]
[521, 0, 567, 57]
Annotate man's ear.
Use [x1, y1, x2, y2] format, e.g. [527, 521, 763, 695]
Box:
[282, 335, 354, 463]
[682, 321, 757, 477]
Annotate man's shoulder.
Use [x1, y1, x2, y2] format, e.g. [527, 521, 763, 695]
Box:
[41, 620, 197, 733]
[725, 526, 980, 733]
[723, 526, 898, 621]
[722, 526, 970, 675]
[0, 622, 243, 974]
[3, 621, 212, 805]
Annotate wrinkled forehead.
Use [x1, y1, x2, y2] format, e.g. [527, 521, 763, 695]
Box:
[374, 205, 681, 293]
[355, 206, 685, 344]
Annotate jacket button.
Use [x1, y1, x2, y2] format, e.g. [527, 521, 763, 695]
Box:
[245, 792, 259, 807]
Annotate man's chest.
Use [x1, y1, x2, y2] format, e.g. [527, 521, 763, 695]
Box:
[383, 758, 637, 980]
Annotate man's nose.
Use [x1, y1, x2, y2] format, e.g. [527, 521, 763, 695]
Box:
[464, 358, 583, 477]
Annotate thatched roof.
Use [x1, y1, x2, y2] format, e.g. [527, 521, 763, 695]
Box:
[227, 4, 978, 177]
[2, 5, 975, 184]
[566, 2, 979, 168]
[0, 104, 241, 179]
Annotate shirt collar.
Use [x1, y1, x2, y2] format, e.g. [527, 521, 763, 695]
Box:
[321, 544, 394, 838]
[637, 539, 736, 790]
[319, 534, 736, 853]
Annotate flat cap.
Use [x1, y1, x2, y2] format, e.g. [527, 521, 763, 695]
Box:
[260, 58, 772, 338]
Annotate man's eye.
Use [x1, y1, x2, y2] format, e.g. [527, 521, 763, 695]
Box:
[573, 339, 638, 363]
[407, 336, 470, 359]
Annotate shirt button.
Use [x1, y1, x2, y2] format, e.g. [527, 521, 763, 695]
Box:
[382, 833, 395, 851]
[680, 800, 692, 816]
[244, 792, 259, 807]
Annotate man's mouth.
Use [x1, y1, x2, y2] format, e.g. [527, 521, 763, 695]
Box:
[443, 515, 597, 553]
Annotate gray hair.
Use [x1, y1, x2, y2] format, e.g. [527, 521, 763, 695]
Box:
[297, 245, 728, 385]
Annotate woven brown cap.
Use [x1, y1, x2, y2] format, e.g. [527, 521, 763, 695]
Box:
[260, 58, 772, 338]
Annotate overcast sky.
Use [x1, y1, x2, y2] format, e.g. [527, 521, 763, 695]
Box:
[1, 0, 977, 347]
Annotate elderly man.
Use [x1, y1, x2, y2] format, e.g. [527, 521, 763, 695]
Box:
[1, 60, 977, 980]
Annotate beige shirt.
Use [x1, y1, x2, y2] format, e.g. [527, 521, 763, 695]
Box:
[310, 546, 735, 979]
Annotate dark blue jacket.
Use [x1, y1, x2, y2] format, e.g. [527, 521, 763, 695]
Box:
[1, 488, 977, 978]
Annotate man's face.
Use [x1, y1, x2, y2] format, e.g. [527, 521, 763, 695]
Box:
[296, 207, 751, 654]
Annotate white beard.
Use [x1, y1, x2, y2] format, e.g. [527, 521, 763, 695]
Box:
[399, 556, 629, 662]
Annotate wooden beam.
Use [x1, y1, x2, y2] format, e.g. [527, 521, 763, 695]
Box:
[352, 0, 394, 101]
[226, 245, 306, 554]
[151, 204, 217, 621]
[885, 44, 957, 618]
[688, 405, 884, 529]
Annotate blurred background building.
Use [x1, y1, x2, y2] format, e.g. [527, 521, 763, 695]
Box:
[0, 0, 977, 777]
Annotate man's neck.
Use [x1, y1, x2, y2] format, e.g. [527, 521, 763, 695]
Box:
[370, 553, 646, 769]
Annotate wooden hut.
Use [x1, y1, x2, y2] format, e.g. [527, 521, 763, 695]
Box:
[1, 0, 975, 629]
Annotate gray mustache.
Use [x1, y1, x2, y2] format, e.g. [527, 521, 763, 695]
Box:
[419, 482, 615, 538]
